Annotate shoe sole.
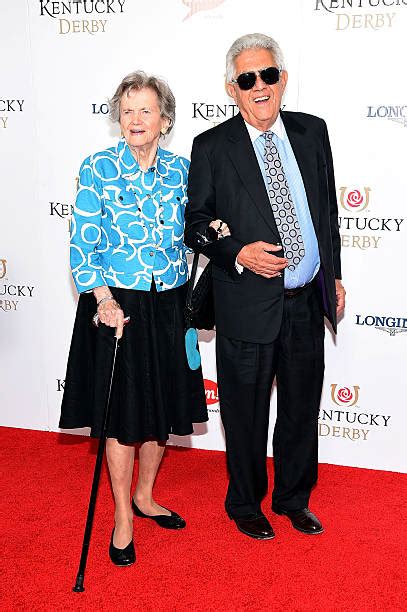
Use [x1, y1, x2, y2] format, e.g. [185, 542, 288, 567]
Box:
[109, 552, 136, 567]
[110, 560, 136, 567]
[236, 525, 275, 540]
[153, 523, 186, 530]
[292, 524, 324, 535]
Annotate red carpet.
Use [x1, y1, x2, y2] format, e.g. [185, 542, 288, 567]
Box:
[0, 427, 406, 611]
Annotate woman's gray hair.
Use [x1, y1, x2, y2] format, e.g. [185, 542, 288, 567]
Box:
[226, 33, 285, 83]
[109, 71, 176, 134]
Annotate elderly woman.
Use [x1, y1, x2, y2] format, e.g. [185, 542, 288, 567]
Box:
[59, 72, 226, 567]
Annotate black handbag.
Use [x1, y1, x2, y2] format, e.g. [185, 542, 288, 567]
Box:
[185, 252, 214, 331]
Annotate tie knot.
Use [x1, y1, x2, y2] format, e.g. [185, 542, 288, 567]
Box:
[264, 131, 274, 142]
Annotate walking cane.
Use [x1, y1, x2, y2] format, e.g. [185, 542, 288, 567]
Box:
[73, 314, 129, 593]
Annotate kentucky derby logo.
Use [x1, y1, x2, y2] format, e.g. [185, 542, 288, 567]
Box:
[192, 102, 238, 121]
[204, 379, 219, 405]
[321, 384, 391, 442]
[313, 1, 402, 31]
[0, 259, 7, 279]
[0, 259, 35, 313]
[331, 384, 360, 407]
[183, 0, 225, 20]
[339, 187, 370, 213]
[39, 0, 127, 35]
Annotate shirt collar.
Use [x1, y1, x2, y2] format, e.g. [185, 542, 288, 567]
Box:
[244, 113, 285, 143]
[117, 138, 167, 178]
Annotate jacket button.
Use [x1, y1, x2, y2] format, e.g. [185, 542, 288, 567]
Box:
[149, 251, 154, 257]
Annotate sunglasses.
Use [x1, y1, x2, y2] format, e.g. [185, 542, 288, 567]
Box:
[232, 66, 282, 91]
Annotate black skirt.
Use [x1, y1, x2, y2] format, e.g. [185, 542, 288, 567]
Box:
[59, 282, 208, 444]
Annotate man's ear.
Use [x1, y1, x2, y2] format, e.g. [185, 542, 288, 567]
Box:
[280, 70, 288, 95]
[226, 81, 236, 101]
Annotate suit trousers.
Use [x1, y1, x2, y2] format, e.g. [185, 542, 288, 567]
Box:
[216, 281, 325, 518]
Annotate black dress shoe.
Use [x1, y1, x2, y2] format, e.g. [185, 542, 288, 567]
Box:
[109, 529, 136, 566]
[273, 506, 324, 535]
[131, 499, 186, 529]
[231, 512, 275, 540]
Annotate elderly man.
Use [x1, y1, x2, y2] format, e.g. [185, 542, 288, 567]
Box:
[185, 33, 345, 540]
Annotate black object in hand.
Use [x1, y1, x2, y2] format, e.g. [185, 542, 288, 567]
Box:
[184, 230, 215, 332]
[196, 225, 218, 246]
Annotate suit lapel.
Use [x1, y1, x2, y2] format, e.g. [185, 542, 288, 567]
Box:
[281, 111, 320, 232]
[226, 114, 280, 237]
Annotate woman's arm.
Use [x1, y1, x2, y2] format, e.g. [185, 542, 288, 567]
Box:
[70, 157, 107, 293]
[70, 157, 125, 337]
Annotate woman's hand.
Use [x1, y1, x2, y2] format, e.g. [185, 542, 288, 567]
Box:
[93, 287, 125, 338]
[209, 219, 231, 239]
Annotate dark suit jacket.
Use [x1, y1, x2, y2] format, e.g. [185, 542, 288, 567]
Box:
[184, 111, 341, 344]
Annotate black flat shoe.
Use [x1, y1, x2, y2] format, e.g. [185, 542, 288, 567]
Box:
[109, 528, 136, 566]
[231, 512, 275, 540]
[272, 506, 324, 535]
[131, 498, 186, 529]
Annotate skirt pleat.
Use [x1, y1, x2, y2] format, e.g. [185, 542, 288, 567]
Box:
[59, 283, 208, 444]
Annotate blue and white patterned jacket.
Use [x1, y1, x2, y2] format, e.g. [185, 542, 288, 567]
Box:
[70, 138, 191, 293]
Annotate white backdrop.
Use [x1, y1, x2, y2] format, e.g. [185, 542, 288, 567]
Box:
[1, 0, 406, 472]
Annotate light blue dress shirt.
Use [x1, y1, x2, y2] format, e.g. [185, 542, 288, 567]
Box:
[246, 117, 320, 289]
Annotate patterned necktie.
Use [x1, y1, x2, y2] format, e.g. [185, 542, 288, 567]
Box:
[263, 132, 305, 271]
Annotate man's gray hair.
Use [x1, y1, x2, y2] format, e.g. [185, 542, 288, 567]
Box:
[226, 33, 285, 83]
[109, 70, 176, 134]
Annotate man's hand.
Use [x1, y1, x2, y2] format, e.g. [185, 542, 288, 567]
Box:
[237, 242, 288, 278]
[335, 279, 346, 317]
[209, 219, 231, 239]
